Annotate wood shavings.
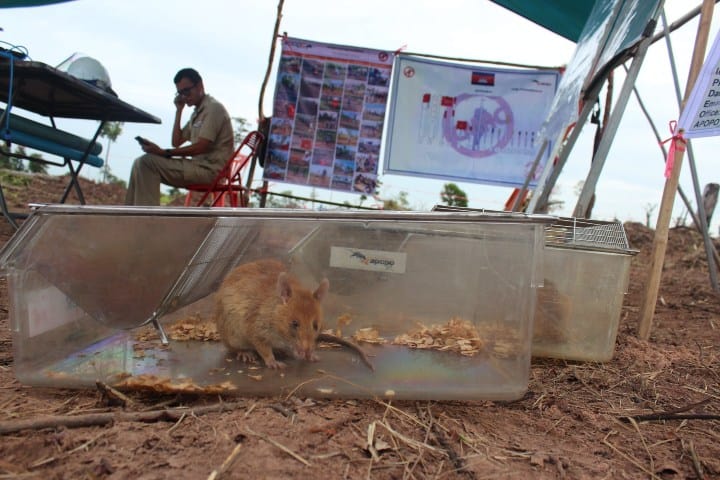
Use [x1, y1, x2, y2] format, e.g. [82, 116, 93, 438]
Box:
[132, 315, 220, 343]
[113, 374, 237, 395]
[352, 327, 388, 344]
[474, 324, 523, 358]
[133, 325, 160, 342]
[167, 318, 219, 342]
[318, 329, 339, 349]
[321, 314, 354, 337]
[337, 313, 352, 327]
[392, 317, 485, 356]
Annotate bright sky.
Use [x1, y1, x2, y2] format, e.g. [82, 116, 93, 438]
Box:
[2, 0, 720, 232]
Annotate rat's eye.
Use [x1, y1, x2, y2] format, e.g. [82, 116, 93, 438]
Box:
[290, 319, 299, 330]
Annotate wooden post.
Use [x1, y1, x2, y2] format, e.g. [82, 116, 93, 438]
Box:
[637, 0, 716, 340]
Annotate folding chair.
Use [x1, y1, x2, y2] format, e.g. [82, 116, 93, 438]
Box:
[184, 130, 264, 207]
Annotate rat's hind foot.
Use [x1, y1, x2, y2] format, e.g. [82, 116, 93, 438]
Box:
[264, 358, 287, 369]
[235, 350, 260, 364]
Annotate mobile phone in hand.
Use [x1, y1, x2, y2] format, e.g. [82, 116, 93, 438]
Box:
[135, 136, 149, 146]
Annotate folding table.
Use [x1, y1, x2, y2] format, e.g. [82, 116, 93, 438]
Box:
[0, 54, 161, 228]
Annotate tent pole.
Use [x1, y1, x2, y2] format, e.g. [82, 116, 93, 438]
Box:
[246, 0, 285, 202]
[659, 8, 719, 290]
[649, 1, 720, 47]
[638, 0, 716, 340]
[512, 139, 547, 211]
[573, 9, 663, 218]
[627, 63, 720, 271]
[528, 0, 626, 214]
[527, 88, 599, 213]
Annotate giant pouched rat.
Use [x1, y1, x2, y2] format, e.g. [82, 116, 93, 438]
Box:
[215, 259, 373, 371]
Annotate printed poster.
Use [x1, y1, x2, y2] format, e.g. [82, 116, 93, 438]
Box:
[263, 37, 394, 194]
[679, 30, 720, 138]
[383, 55, 560, 188]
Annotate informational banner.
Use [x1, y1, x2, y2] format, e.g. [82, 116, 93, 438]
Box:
[263, 37, 394, 194]
[679, 30, 720, 138]
[383, 55, 559, 187]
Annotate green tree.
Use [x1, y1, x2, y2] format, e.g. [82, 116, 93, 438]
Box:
[440, 183, 468, 207]
[233, 116, 250, 143]
[99, 121, 123, 183]
[0, 146, 27, 171]
[104, 171, 127, 188]
[383, 191, 411, 211]
[161, 186, 184, 205]
[26, 151, 48, 174]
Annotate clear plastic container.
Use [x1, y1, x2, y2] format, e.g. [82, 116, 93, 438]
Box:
[431, 207, 636, 362]
[532, 245, 633, 361]
[1, 205, 550, 400]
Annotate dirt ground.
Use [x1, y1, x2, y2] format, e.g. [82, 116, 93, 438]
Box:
[0, 173, 718, 480]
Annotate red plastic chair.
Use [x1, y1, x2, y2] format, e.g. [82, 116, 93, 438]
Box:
[184, 130, 264, 207]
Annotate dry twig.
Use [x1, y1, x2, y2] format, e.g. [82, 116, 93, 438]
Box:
[602, 433, 663, 480]
[166, 412, 187, 434]
[682, 439, 705, 480]
[29, 429, 108, 469]
[95, 381, 134, 407]
[626, 417, 654, 475]
[0, 401, 244, 435]
[377, 420, 441, 454]
[246, 427, 310, 466]
[207, 442, 244, 480]
[416, 404, 473, 479]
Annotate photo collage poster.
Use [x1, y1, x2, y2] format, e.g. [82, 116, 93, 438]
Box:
[383, 55, 560, 188]
[263, 37, 394, 194]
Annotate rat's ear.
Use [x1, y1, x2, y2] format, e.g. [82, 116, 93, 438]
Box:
[314, 278, 329, 302]
[277, 272, 293, 304]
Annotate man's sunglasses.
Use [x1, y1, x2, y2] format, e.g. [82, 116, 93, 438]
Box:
[176, 84, 197, 97]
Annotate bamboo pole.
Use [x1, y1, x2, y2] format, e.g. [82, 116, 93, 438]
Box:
[245, 0, 285, 197]
[637, 0, 716, 340]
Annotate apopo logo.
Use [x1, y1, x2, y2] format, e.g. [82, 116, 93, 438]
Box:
[350, 251, 395, 268]
[331, 247, 407, 273]
[532, 79, 553, 87]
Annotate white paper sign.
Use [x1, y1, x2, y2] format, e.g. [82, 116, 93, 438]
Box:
[678, 31, 720, 138]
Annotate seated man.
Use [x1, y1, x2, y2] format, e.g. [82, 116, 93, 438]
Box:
[125, 68, 234, 205]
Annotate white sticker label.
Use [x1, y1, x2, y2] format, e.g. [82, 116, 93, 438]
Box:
[329, 246, 407, 273]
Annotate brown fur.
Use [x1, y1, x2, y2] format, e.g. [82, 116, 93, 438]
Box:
[534, 278, 572, 342]
[215, 259, 329, 369]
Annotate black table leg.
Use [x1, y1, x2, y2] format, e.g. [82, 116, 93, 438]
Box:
[0, 183, 18, 229]
[59, 121, 104, 204]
